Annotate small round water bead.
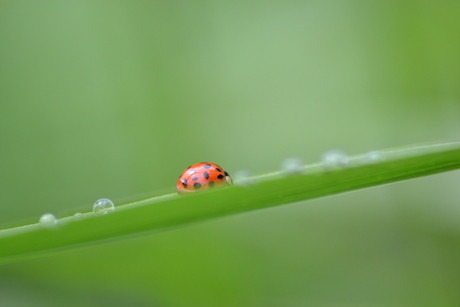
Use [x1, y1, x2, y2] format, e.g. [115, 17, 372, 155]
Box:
[364, 150, 385, 164]
[39, 213, 58, 229]
[233, 170, 255, 186]
[93, 198, 115, 216]
[281, 157, 305, 174]
[321, 150, 349, 169]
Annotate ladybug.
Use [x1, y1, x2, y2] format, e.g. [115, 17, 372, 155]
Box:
[176, 162, 232, 194]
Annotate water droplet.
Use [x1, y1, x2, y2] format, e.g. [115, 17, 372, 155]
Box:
[93, 198, 115, 216]
[281, 157, 304, 174]
[233, 170, 254, 186]
[322, 150, 349, 169]
[364, 150, 385, 163]
[73, 212, 83, 221]
[39, 213, 57, 229]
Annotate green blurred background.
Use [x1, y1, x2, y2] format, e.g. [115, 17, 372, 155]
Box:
[1, 1, 460, 306]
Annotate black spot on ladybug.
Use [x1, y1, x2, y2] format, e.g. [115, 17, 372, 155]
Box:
[192, 177, 198, 181]
[217, 174, 224, 180]
[182, 179, 188, 188]
[224, 171, 230, 176]
[209, 181, 215, 188]
[194, 182, 201, 189]
[215, 168, 222, 172]
[204, 164, 211, 169]
[203, 171, 209, 179]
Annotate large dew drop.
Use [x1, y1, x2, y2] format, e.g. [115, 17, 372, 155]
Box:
[93, 198, 115, 216]
[321, 150, 349, 169]
[39, 213, 57, 229]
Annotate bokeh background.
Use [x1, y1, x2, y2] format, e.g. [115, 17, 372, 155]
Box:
[1, 1, 460, 306]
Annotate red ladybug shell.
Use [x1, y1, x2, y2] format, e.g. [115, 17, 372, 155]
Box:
[176, 162, 232, 194]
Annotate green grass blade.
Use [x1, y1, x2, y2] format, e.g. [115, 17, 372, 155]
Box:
[1, 141, 459, 264]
